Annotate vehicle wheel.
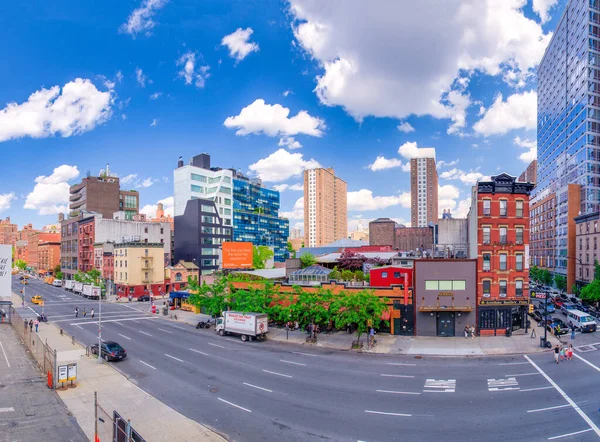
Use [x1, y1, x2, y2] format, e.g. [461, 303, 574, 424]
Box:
[205, 324, 210, 329]
[218, 330, 224, 336]
[103, 354, 109, 362]
[241, 334, 248, 342]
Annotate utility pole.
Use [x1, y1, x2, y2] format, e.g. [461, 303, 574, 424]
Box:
[543, 291, 548, 348]
[97, 282, 102, 364]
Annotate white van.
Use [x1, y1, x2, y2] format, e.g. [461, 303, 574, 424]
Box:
[567, 309, 597, 333]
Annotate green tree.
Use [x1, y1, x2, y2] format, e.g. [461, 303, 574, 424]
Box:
[286, 241, 296, 259]
[300, 252, 316, 268]
[53, 264, 61, 275]
[329, 266, 341, 281]
[55, 271, 64, 280]
[571, 284, 580, 296]
[540, 269, 553, 287]
[289, 287, 336, 328]
[354, 270, 366, 282]
[253, 246, 274, 270]
[331, 290, 389, 348]
[554, 275, 567, 292]
[529, 265, 540, 284]
[188, 275, 230, 318]
[580, 279, 600, 303]
[14, 259, 27, 271]
[341, 269, 354, 281]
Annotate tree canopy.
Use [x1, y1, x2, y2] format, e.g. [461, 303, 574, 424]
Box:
[14, 260, 27, 271]
[253, 246, 274, 270]
[300, 253, 316, 268]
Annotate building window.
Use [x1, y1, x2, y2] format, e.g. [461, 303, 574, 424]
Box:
[452, 281, 466, 290]
[499, 200, 507, 217]
[381, 272, 388, 278]
[516, 254, 523, 271]
[175, 272, 182, 282]
[499, 280, 507, 297]
[439, 280, 452, 290]
[483, 227, 491, 245]
[483, 200, 491, 216]
[499, 254, 507, 271]
[483, 280, 491, 296]
[201, 205, 215, 213]
[191, 185, 204, 193]
[483, 253, 491, 271]
[124, 194, 137, 209]
[516, 200, 523, 218]
[516, 227, 524, 244]
[191, 173, 207, 183]
[160, 228, 164, 234]
[499, 227, 507, 245]
[425, 280, 438, 290]
[515, 280, 523, 297]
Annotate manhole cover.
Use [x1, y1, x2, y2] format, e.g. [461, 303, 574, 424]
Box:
[209, 388, 219, 393]
[414, 355, 423, 359]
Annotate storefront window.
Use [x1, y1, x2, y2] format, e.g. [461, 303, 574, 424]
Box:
[496, 309, 510, 329]
[479, 309, 495, 329]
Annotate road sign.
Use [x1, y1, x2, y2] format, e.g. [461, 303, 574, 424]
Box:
[58, 365, 67, 382]
[67, 363, 77, 381]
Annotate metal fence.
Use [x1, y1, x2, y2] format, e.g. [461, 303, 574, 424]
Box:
[10, 306, 56, 388]
[94, 392, 146, 442]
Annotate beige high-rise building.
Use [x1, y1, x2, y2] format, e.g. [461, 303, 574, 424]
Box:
[304, 168, 347, 247]
[410, 148, 438, 227]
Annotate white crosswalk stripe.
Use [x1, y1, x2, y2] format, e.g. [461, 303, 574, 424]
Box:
[423, 379, 455, 393]
[488, 377, 519, 391]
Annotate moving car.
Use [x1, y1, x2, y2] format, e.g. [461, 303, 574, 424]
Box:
[52, 279, 62, 287]
[137, 295, 152, 302]
[552, 298, 564, 308]
[530, 309, 547, 322]
[30, 295, 43, 305]
[561, 303, 578, 315]
[90, 341, 127, 362]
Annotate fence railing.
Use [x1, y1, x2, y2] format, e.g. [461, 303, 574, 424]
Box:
[10, 306, 56, 388]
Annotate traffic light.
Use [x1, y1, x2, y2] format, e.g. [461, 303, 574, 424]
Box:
[528, 304, 534, 314]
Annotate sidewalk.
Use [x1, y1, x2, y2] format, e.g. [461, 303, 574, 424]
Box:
[164, 308, 560, 356]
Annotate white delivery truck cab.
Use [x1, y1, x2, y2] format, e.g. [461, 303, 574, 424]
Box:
[64, 280, 74, 291]
[567, 309, 597, 333]
[215, 311, 269, 342]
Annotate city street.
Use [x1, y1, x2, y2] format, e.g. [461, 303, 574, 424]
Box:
[14, 276, 600, 442]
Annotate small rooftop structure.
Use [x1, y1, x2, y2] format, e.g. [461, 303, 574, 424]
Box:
[289, 265, 332, 286]
[231, 268, 286, 280]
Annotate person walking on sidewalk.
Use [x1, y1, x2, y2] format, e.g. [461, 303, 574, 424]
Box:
[470, 325, 476, 339]
[28, 319, 33, 333]
[75, 307, 78, 318]
[566, 344, 573, 361]
[464, 325, 469, 338]
[34, 318, 39, 333]
[554, 344, 560, 364]
[570, 325, 576, 340]
[91, 308, 94, 319]
[83, 308, 87, 318]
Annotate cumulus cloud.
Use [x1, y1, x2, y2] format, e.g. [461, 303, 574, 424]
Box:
[514, 136, 537, 163]
[0, 78, 112, 143]
[397, 141, 436, 160]
[120, 0, 168, 37]
[140, 196, 174, 218]
[289, 0, 550, 131]
[280, 197, 304, 219]
[440, 168, 484, 185]
[0, 193, 16, 212]
[278, 136, 302, 149]
[177, 51, 210, 88]
[221, 28, 260, 61]
[368, 156, 403, 172]
[347, 189, 411, 211]
[249, 149, 320, 182]
[24, 165, 80, 215]
[454, 197, 472, 218]
[224, 99, 325, 137]
[397, 122, 415, 133]
[273, 183, 303, 192]
[532, 0, 559, 24]
[473, 91, 537, 135]
[438, 184, 461, 212]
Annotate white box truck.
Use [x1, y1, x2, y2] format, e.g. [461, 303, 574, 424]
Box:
[64, 280, 74, 291]
[73, 282, 83, 294]
[82, 285, 101, 299]
[215, 312, 269, 342]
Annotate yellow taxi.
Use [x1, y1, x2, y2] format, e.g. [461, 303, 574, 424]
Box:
[31, 295, 43, 305]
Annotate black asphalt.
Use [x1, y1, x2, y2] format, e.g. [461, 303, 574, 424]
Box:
[13, 276, 600, 442]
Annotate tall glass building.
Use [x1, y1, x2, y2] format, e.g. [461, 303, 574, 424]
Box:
[233, 173, 289, 262]
[533, 0, 600, 285]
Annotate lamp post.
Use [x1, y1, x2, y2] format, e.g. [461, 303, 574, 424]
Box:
[97, 277, 102, 364]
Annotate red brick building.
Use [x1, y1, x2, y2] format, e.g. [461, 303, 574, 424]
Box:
[78, 217, 96, 272]
[369, 218, 434, 253]
[38, 239, 61, 274]
[28, 232, 60, 272]
[470, 173, 534, 336]
[0, 217, 18, 247]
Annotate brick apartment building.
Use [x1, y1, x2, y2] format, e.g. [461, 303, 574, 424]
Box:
[574, 212, 600, 286]
[28, 232, 61, 273]
[369, 218, 434, 253]
[468, 174, 534, 336]
[0, 217, 17, 246]
[15, 224, 38, 264]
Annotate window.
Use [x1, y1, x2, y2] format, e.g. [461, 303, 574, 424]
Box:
[482, 199, 491, 216]
[224, 208, 231, 216]
[516, 227, 524, 244]
[393, 272, 400, 278]
[452, 281, 466, 290]
[425, 280, 438, 290]
[202, 216, 214, 224]
[223, 176, 231, 184]
[499, 200, 507, 217]
[483, 227, 491, 244]
[224, 198, 231, 205]
[124, 194, 137, 209]
[382, 272, 388, 278]
[175, 272, 182, 282]
[483, 280, 491, 296]
[499, 227, 507, 244]
[482, 253, 492, 271]
[201, 205, 215, 213]
[516, 254, 523, 271]
[516, 200, 523, 218]
[125, 260, 127, 268]
[144, 227, 148, 233]
[499, 254, 507, 270]
[439, 280, 452, 290]
[191, 185, 204, 193]
[160, 228, 164, 234]
[191, 173, 207, 183]
[515, 280, 523, 297]
[207, 187, 218, 193]
[499, 280, 507, 297]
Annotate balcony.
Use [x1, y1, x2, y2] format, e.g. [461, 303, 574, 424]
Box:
[70, 182, 85, 194]
[69, 192, 82, 202]
[70, 199, 85, 210]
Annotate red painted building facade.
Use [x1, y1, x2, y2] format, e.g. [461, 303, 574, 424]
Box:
[78, 217, 96, 272]
[370, 266, 413, 290]
[473, 174, 534, 336]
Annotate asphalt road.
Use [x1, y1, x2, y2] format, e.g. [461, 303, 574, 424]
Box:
[13, 276, 600, 442]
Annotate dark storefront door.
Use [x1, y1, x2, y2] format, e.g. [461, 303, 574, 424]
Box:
[437, 312, 455, 337]
[512, 307, 523, 331]
[393, 302, 414, 336]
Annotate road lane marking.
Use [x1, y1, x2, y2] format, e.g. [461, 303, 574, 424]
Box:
[548, 428, 593, 440]
[263, 369, 292, 378]
[488, 378, 519, 391]
[70, 316, 157, 326]
[75, 325, 83, 330]
[189, 348, 209, 356]
[132, 320, 140, 324]
[0, 407, 15, 413]
[381, 374, 415, 378]
[165, 354, 184, 363]
[520, 386, 553, 392]
[140, 360, 156, 370]
[387, 362, 416, 366]
[504, 372, 539, 377]
[218, 398, 251, 413]
[208, 343, 225, 349]
[524, 355, 600, 437]
[423, 379, 456, 393]
[573, 353, 600, 373]
[292, 351, 317, 357]
[139, 331, 153, 337]
[243, 382, 272, 393]
[364, 410, 411, 417]
[376, 390, 421, 395]
[171, 326, 185, 330]
[157, 328, 172, 334]
[498, 362, 529, 366]
[280, 359, 306, 366]
[527, 404, 570, 413]
[0, 341, 10, 368]
[118, 334, 131, 341]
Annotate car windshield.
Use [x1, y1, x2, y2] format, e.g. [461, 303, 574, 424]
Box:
[580, 316, 594, 323]
[106, 343, 123, 351]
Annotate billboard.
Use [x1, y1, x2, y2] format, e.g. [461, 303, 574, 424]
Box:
[222, 242, 253, 269]
[0, 245, 12, 300]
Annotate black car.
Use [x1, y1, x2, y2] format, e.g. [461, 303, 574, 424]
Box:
[576, 304, 591, 313]
[547, 319, 569, 335]
[91, 341, 127, 362]
[569, 296, 579, 304]
[531, 309, 545, 322]
[137, 295, 153, 302]
[559, 294, 570, 302]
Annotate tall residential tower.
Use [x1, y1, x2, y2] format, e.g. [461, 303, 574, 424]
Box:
[410, 148, 438, 227]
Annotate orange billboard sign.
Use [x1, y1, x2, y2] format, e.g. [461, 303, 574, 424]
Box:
[222, 242, 253, 269]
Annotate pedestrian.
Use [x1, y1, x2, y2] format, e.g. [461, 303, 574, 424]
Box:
[83, 308, 87, 318]
[571, 325, 576, 340]
[34, 318, 39, 333]
[75, 307, 78, 318]
[559, 346, 566, 361]
[567, 344, 573, 361]
[369, 326, 376, 347]
[91, 308, 94, 319]
[28, 319, 33, 332]
[470, 325, 476, 339]
[464, 325, 469, 338]
[554, 344, 560, 364]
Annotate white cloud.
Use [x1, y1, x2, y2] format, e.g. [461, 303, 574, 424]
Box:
[221, 28, 259, 61]
[283, 90, 293, 97]
[280, 197, 304, 219]
[120, 0, 168, 37]
[289, 0, 550, 131]
[454, 197, 472, 218]
[440, 168, 484, 185]
[473, 90, 537, 135]
[150, 92, 162, 100]
[347, 189, 411, 211]
[514, 136, 537, 163]
[116, 71, 123, 83]
[438, 184, 461, 212]
[397, 141, 436, 160]
[224, 99, 325, 137]
[249, 149, 321, 182]
[437, 159, 459, 169]
[278, 136, 302, 149]
[150, 118, 158, 127]
[368, 156, 403, 172]
[397, 122, 415, 133]
[401, 162, 411, 173]
[140, 196, 174, 218]
[135, 68, 150, 88]
[273, 183, 303, 192]
[136, 177, 155, 188]
[0, 193, 16, 212]
[120, 174, 138, 184]
[532, 0, 559, 24]
[24, 165, 80, 215]
[177, 51, 210, 88]
[0, 78, 112, 143]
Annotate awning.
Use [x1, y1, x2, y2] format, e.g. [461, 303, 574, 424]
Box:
[418, 305, 473, 312]
[169, 291, 190, 300]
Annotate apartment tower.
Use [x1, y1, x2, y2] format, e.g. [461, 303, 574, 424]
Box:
[410, 148, 438, 227]
[303, 168, 347, 247]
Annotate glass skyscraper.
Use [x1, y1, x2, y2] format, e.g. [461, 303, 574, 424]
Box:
[233, 174, 289, 262]
[533, 0, 600, 282]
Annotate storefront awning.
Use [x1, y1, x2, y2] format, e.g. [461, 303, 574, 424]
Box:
[418, 305, 473, 312]
[169, 291, 190, 300]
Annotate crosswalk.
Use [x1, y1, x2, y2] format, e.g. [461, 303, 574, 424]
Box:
[423, 379, 456, 393]
[487, 377, 519, 391]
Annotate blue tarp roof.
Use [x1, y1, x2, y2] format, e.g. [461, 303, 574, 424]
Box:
[169, 291, 190, 299]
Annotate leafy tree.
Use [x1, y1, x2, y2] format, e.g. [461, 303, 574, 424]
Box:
[55, 271, 64, 280]
[53, 264, 62, 275]
[286, 241, 296, 259]
[300, 253, 316, 268]
[354, 270, 366, 282]
[595, 260, 600, 281]
[540, 269, 553, 287]
[14, 259, 27, 271]
[188, 276, 230, 318]
[554, 275, 567, 292]
[329, 266, 341, 280]
[529, 265, 540, 284]
[331, 290, 389, 347]
[580, 279, 600, 302]
[341, 270, 354, 281]
[289, 287, 335, 328]
[253, 246, 274, 270]
[571, 284, 580, 296]
[337, 250, 367, 271]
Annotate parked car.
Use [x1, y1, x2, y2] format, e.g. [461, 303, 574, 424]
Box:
[561, 303, 578, 315]
[553, 298, 564, 308]
[536, 302, 555, 313]
[531, 309, 545, 322]
[559, 294, 570, 302]
[52, 279, 62, 287]
[569, 296, 580, 304]
[589, 307, 600, 319]
[137, 295, 153, 302]
[30, 295, 43, 305]
[548, 318, 569, 335]
[576, 303, 591, 313]
[90, 341, 127, 362]
[566, 310, 597, 333]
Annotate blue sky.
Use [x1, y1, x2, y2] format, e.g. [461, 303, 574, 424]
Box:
[0, 0, 567, 232]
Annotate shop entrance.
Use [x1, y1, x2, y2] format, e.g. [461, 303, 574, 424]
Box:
[392, 302, 414, 336]
[511, 307, 523, 331]
[436, 312, 455, 337]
